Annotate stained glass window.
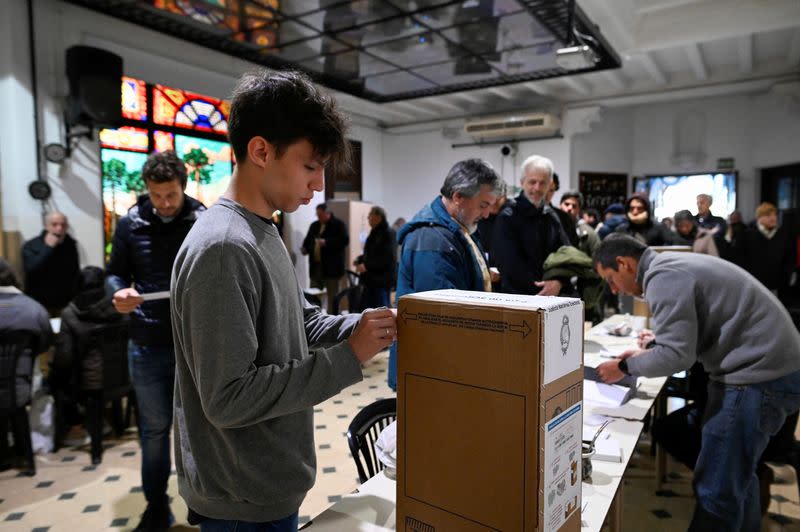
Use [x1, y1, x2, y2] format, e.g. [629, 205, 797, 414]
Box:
[99, 126, 149, 152]
[121, 77, 147, 121]
[102, 76, 232, 261]
[151, 0, 278, 47]
[153, 84, 229, 134]
[175, 134, 233, 204]
[153, 130, 175, 152]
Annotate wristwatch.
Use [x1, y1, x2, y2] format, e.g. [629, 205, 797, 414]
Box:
[618, 358, 630, 376]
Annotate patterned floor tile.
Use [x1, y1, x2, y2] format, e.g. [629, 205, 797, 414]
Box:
[4, 349, 800, 531]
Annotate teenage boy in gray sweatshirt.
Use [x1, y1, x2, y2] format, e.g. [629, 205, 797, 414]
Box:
[594, 234, 800, 532]
[170, 70, 397, 531]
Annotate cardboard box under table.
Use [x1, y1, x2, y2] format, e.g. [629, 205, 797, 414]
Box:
[396, 290, 584, 532]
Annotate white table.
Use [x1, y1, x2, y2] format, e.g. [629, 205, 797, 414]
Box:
[305, 316, 668, 531]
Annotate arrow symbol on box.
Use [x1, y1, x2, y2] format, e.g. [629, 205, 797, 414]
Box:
[401, 309, 418, 324]
[508, 320, 531, 339]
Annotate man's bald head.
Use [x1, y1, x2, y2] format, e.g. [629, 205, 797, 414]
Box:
[45, 212, 68, 238]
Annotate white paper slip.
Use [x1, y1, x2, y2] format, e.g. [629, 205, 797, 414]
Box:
[140, 291, 170, 301]
[584, 380, 632, 407]
[593, 437, 623, 463]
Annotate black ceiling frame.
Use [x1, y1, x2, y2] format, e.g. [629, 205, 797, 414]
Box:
[255, 0, 533, 93]
[291, 9, 555, 79]
[257, 0, 457, 53]
[61, 0, 621, 102]
[271, 5, 532, 71]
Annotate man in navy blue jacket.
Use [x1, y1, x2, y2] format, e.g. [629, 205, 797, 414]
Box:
[388, 159, 502, 390]
[492, 154, 571, 296]
[106, 150, 204, 532]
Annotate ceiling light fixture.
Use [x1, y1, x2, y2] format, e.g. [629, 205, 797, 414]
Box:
[555, 0, 599, 71]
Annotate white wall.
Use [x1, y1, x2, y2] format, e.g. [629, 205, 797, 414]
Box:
[629, 94, 758, 216]
[380, 127, 571, 223]
[571, 107, 633, 182]
[1, 0, 384, 282]
[0, 0, 40, 248]
[569, 93, 800, 220]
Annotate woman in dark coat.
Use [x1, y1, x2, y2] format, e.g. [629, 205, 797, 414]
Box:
[354, 206, 396, 309]
[615, 193, 676, 246]
[52, 266, 126, 463]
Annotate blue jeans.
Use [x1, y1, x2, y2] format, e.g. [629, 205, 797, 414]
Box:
[128, 341, 175, 508]
[388, 344, 397, 391]
[200, 512, 298, 532]
[689, 369, 800, 531]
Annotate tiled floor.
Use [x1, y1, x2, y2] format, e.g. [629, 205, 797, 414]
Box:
[1, 349, 799, 531]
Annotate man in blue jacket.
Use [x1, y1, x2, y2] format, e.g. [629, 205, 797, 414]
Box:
[106, 150, 205, 532]
[388, 158, 502, 390]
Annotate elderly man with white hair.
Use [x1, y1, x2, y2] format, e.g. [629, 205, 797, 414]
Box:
[22, 211, 80, 314]
[492, 154, 571, 296]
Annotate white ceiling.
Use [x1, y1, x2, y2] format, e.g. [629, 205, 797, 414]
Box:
[338, 0, 800, 128]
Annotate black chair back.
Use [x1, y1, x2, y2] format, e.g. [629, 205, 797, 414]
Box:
[346, 398, 397, 483]
[333, 271, 366, 314]
[0, 330, 35, 414]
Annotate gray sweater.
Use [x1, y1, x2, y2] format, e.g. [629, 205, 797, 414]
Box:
[171, 197, 363, 522]
[627, 248, 800, 384]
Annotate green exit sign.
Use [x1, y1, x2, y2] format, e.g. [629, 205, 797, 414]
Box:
[717, 157, 735, 170]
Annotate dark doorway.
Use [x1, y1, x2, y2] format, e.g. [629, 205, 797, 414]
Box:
[325, 140, 362, 200]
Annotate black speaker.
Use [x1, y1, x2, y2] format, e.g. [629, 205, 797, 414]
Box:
[65, 46, 123, 127]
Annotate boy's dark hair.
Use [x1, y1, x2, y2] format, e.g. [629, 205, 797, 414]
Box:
[0, 258, 20, 288]
[592, 234, 647, 270]
[228, 70, 350, 176]
[316, 203, 328, 212]
[584, 208, 600, 219]
[142, 150, 188, 188]
[75, 266, 105, 294]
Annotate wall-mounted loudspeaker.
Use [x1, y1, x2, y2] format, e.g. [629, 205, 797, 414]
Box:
[65, 46, 123, 128]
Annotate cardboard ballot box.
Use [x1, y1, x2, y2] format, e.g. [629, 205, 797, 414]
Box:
[396, 290, 584, 532]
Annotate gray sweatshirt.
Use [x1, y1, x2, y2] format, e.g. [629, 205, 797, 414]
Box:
[627, 248, 800, 384]
[170, 197, 363, 522]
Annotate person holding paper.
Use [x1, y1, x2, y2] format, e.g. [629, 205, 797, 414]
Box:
[593, 234, 800, 532]
[106, 150, 205, 532]
[170, 70, 397, 532]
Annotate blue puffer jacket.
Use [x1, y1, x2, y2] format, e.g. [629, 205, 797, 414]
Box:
[396, 196, 486, 300]
[389, 196, 487, 391]
[106, 194, 205, 347]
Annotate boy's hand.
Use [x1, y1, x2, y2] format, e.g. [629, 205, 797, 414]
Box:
[348, 308, 396, 364]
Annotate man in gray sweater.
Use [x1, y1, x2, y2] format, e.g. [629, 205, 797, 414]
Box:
[594, 234, 800, 531]
[170, 70, 396, 531]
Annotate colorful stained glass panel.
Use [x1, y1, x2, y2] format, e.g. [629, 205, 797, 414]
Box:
[153, 84, 229, 134]
[153, 130, 175, 152]
[99, 126, 149, 152]
[121, 77, 147, 121]
[175, 134, 233, 205]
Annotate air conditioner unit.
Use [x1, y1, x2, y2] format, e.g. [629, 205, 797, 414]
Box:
[464, 112, 561, 140]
